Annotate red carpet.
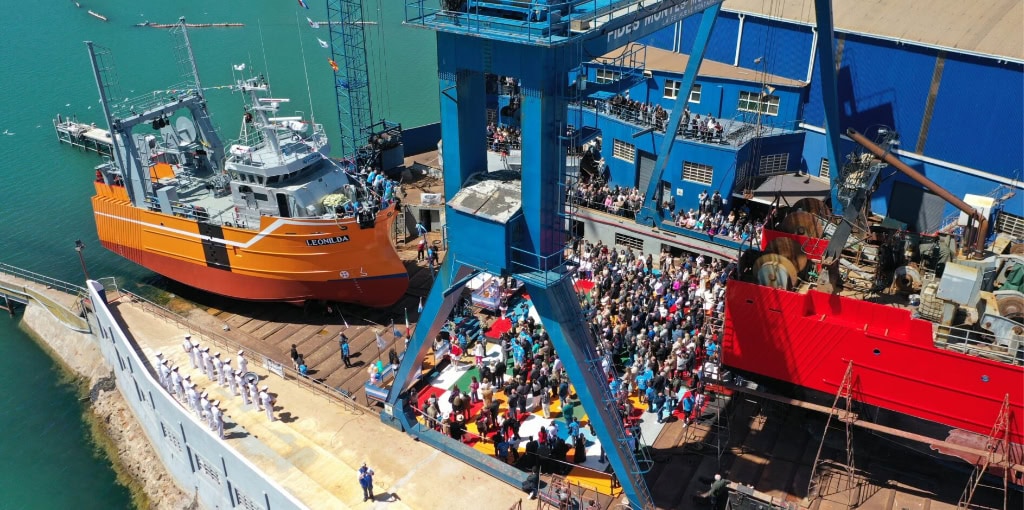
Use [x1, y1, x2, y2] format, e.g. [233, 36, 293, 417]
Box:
[416, 385, 446, 408]
[485, 317, 512, 338]
[574, 279, 595, 293]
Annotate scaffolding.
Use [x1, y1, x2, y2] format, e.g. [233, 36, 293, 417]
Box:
[958, 394, 1012, 510]
[807, 360, 858, 507]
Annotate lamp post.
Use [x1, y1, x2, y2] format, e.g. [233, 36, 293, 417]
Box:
[75, 239, 91, 282]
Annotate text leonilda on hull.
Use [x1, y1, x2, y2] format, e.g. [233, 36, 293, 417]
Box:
[306, 235, 350, 247]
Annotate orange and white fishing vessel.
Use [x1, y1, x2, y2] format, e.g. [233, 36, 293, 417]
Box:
[83, 24, 408, 307]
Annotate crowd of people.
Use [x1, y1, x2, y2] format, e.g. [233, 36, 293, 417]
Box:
[585, 95, 727, 144]
[569, 182, 644, 218]
[413, 231, 734, 482]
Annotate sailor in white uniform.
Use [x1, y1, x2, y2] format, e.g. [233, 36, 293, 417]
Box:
[186, 383, 200, 415]
[259, 386, 275, 422]
[217, 358, 230, 387]
[208, 400, 220, 430]
[200, 391, 212, 420]
[170, 366, 183, 401]
[211, 404, 224, 439]
[181, 335, 195, 368]
[239, 374, 251, 405]
[190, 340, 201, 369]
[249, 382, 261, 411]
[208, 352, 220, 381]
[200, 348, 212, 379]
[228, 368, 239, 396]
[237, 349, 248, 375]
[158, 360, 171, 391]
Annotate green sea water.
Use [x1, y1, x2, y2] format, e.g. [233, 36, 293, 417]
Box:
[0, 1, 438, 507]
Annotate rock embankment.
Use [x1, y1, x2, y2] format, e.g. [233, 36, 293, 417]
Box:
[20, 302, 195, 510]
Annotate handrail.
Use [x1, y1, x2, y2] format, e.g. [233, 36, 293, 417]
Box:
[0, 262, 86, 296]
[116, 289, 364, 414]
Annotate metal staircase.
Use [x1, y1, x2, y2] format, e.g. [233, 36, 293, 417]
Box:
[958, 394, 1012, 510]
[807, 360, 858, 506]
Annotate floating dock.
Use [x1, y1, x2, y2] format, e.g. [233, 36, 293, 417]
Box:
[135, 21, 244, 29]
[53, 114, 112, 156]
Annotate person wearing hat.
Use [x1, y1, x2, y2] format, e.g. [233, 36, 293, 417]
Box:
[449, 413, 467, 442]
[200, 391, 212, 420]
[189, 339, 201, 370]
[181, 336, 193, 364]
[358, 463, 375, 502]
[158, 359, 172, 391]
[186, 382, 200, 415]
[200, 347, 212, 379]
[226, 366, 238, 396]
[170, 366, 184, 401]
[210, 402, 224, 439]
[211, 352, 222, 382]
[237, 349, 248, 375]
[249, 381, 261, 411]
[259, 386, 275, 422]
[217, 357, 230, 387]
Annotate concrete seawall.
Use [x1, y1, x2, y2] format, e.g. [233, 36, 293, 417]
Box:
[13, 282, 193, 509]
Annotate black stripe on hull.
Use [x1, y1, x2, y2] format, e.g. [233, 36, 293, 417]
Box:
[197, 223, 231, 271]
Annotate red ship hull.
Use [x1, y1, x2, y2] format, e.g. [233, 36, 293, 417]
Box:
[722, 279, 1024, 448]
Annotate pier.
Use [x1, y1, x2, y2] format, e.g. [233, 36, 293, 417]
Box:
[54, 114, 112, 157]
[135, 21, 244, 29]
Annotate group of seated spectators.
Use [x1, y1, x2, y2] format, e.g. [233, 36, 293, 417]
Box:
[569, 182, 644, 219]
[672, 208, 764, 245]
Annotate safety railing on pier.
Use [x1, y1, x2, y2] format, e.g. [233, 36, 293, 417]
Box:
[111, 287, 364, 414]
[0, 263, 86, 296]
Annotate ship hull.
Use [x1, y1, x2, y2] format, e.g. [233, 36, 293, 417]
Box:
[722, 279, 1024, 448]
[91, 183, 409, 307]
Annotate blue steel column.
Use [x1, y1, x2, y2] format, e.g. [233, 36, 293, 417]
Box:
[526, 278, 653, 509]
[517, 45, 569, 265]
[638, 4, 722, 227]
[437, 33, 487, 201]
[813, 0, 844, 213]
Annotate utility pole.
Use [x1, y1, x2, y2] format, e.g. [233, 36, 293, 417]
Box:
[75, 239, 91, 282]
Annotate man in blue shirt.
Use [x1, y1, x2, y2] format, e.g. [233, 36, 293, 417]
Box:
[358, 463, 375, 502]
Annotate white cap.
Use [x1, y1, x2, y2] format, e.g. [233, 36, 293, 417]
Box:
[212, 400, 220, 407]
[261, 385, 268, 391]
[184, 334, 191, 340]
[201, 391, 208, 398]
[172, 366, 179, 371]
[192, 340, 200, 347]
[714, 474, 722, 481]
[203, 347, 210, 352]
[238, 349, 244, 355]
[214, 352, 221, 358]
[155, 351, 163, 358]
[223, 358, 231, 365]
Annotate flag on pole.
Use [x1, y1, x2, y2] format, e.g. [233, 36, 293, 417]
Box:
[375, 330, 386, 350]
[307, 17, 320, 29]
[317, 38, 329, 49]
[232, 63, 246, 71]
[417, 297, 424, 313]
[390, 318, 400, 338]
[297, 0, 309, 9]
[328, 58, 339, 72]
[404, 308, 411, 337]
[341, 313, 349, 329]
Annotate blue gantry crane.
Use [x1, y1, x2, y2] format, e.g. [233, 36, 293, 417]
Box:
[384, 2, 844, 508]
[326, 0, 375, 159]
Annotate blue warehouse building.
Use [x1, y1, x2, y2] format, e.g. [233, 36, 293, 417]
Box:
[547, 0, 1024, 237]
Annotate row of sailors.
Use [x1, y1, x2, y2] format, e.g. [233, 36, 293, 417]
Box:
[149, 335, 278, 440]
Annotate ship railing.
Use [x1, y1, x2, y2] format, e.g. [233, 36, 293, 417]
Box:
[934, 323, 1022, 366]
[116, 289, 365, 414]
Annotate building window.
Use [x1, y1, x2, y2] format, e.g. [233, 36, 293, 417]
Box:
[819, 158, 830, 179]
[758, 153, 789, 175]
[194, 453, 222, 486]
[663, 81, 701, 103]
[595, 69, 621, 84]
[612, 139, 635, 162]
[738, 91, 780, 116]
[614, 233, 644, 251]
[234, 487, 265, 510]
[682, 161, 714, 185]
[664, 80, 681, 99]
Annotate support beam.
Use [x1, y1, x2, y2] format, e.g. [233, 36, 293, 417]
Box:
[639, 3, 722, 227]
[812, 0, 845, 213]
